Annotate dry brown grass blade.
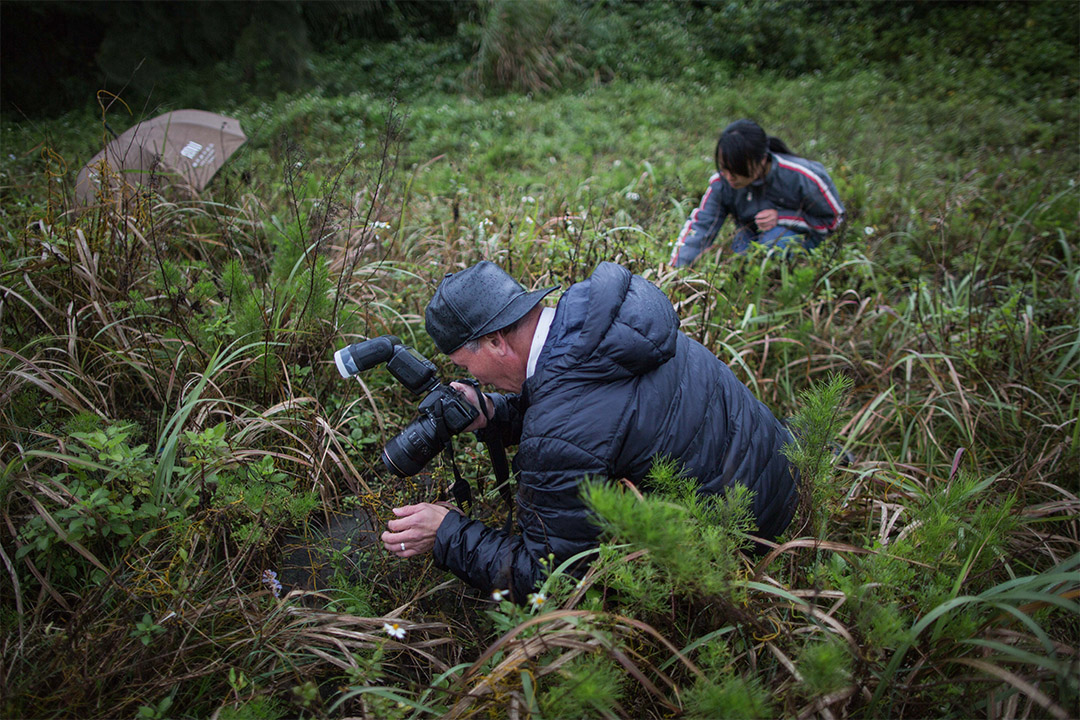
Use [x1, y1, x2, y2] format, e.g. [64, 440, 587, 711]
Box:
[766, 640, 803, 682]
[949, 657, 1070, 720]
[3, 352, 105, 416]
[459, 610, 594, 683]
[985, 627, 1080, 657]
[299, 628, 452, 672]
[0, 539, 24, 636]
[752, 538, 875, 581]
[0, 281, 57, 335]
[796, 686, 857, 720]
[609, 613, 704, 681]
[447, 608, 699, 718]
[800, 604, 860, 657]
[453, 633, 600, 710]
[990, 588, 1080, 628]
[449, 635, 609, 718]
[314, 413, 374, 496]
[5, 509, 72, 615]
[940, 354, 975, 437]
[603, 642, 681, 713]
[285, 609, 455, 671]
[19, 268, 64, 319]
[873, 500, 910, 546]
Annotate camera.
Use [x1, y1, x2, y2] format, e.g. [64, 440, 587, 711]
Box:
[335, 336, 479, 477]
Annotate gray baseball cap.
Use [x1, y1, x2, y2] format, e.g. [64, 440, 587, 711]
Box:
[425, 261, 558, 354]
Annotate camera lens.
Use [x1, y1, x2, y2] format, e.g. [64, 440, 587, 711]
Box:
[382, 416, 446, 477]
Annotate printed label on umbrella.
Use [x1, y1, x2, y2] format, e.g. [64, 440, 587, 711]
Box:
[180, 141, 203, 159]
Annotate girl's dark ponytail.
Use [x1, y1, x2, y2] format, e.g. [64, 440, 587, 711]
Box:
[767, 135, 793, 156]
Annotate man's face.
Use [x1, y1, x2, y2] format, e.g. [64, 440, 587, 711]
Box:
[448, 336, 524, 393]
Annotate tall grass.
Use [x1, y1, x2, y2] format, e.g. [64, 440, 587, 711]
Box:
[2, 13, 1078, 718]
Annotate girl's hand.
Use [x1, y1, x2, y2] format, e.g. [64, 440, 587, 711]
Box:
[755, 208, 779, 232]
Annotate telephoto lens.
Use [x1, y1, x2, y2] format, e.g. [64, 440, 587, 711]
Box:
[382, 416, 444, 477]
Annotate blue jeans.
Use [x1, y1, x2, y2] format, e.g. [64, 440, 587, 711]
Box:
[731, 226, 820, 255]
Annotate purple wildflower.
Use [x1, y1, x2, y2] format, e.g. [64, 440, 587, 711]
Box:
[262, 569, 282, 598]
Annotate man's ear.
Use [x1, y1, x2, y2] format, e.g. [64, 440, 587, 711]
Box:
[485, 331, 507, 354]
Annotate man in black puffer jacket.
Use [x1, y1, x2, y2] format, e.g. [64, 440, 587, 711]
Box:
[380, 261, 798, 601]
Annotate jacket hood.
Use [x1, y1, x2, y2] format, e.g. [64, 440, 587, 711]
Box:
[539, 262, 679, 382]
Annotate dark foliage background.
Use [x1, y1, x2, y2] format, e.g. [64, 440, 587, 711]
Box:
[3, 0, 1075, 118]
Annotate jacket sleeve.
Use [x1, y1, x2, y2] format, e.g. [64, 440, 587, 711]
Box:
[474, 392, 524, 447]
[774, 160, 845, 237]
[670, 173, 729, 267]
[433, 512, 544, 598]
[433, 438, 608, 602]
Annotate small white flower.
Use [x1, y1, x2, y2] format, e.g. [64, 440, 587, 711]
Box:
[521, 195, 536, 204]
[625, 192, 640, 201]
[527, 592, 546, 611]
[383, 622, 406, 639]
[864, 226, 875, 236]
[492, 589, 507, 602]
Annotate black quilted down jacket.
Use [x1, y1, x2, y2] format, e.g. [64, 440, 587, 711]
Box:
[433, 262, 798, 599]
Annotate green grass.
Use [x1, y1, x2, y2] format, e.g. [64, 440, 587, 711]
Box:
[1, 5, 1078, 718]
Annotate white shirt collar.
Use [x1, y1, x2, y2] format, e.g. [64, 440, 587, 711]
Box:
[527, 306, 556, 378]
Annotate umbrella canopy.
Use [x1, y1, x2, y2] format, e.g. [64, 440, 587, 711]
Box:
[74, 109, 246, 206]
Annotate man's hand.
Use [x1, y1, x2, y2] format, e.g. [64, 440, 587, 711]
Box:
[381, 502, 461, 558]
[450, 381, 493, 432]
[754, 208, 779, 232]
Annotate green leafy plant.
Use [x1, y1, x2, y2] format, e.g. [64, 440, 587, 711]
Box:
[131, 612, 166, 646]
[782, 372, 854, 538]
[583, 459, 756, 602]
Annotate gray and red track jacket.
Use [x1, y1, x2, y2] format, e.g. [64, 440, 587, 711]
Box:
[669, 152, 844, 267]
[432, 262, 799, 601]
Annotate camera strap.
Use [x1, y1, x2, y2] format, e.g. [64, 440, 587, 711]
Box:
[445, 436, 473, 515]
[485, 426, 514, 535]
[455, 381, 515, 534]
[476, 390, 514, 535]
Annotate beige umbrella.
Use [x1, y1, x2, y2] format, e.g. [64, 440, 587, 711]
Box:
[74, 109, 246, 206]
